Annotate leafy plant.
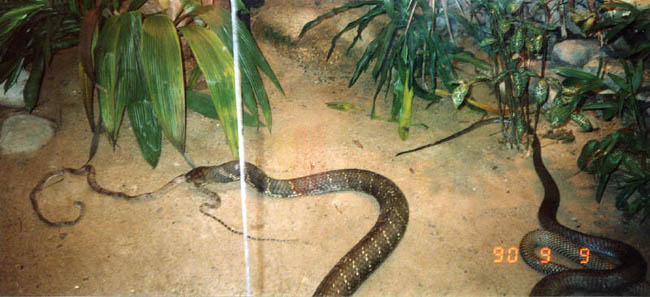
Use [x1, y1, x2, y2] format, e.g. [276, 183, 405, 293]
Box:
[450, 0, 555, 147]
[2, 0, 283, 167]
[299, 0, 459, 140]
[584, 1, 650, 61]
[561, 59, 649, 218]
[0, 0, 90, 110]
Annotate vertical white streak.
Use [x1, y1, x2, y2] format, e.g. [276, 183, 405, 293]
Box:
[229, 0, 251, 295]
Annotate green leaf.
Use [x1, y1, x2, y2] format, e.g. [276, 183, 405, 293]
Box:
[298, 1, 382, 38]
[511, 28, 524, 53]
[127, 99, 162, 167]
[512, 71, 527, 98]
[532, 78, 549, 104]
[186, 89, 262, 127]
[498, 18, 511, 34]
[78, 61, 95, 132]
[196, 5, 282, 130]
[141, 14, 186, 153]
[326, 102, 362, 112]
[595, 173, 610, 203]
[116, 12, 160, 166]
[478, 37, 497, 47]
[552, 67, 599, 80]
[607, 72, 630, 92]
[600, 150, 623, 175]
[112, 12, 144, 143]
[621, 154, 645, 178]
[578, 139, 599, 169]
[95, 15, 121, 143]
[631, 59, 642, 93]
[398, 67, 413, 140]
[23, 47, 45, 111]
[570, 113, 592, 131]
[547, 104, 571, 127]
[180, 25, 238, 157]
[452, 81, 469, 108]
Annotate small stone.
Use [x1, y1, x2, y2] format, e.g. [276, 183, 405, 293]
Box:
[0, 114, 54, 154]
[551, 39, 602, 67]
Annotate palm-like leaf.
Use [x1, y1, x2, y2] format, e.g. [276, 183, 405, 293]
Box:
[180, 24, 238, 156]
[141, 14, 186, 153]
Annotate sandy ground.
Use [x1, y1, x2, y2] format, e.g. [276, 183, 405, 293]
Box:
[1, 1, 650, 296]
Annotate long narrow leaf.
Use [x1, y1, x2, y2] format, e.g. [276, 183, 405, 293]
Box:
[298, 1, 382, 38]
[128, 99, 162, 167]
[23, 48, 45, 111]
[195, 6, 281, 129]
[398, 67, 413, 140]
[141, 14, 186, 153]
[78, 61, 95, 132]
[180, 24, 238, 156]
[95, 15, 121, 143]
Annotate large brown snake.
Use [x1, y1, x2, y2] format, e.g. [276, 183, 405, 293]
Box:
[520, 134, 649, 295]
[30, 162, 409, 296]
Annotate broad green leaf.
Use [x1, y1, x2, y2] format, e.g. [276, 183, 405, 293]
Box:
[196, 5, 283, 130]
[180, 25, 238, 157]
[452, 81, 469, 108]
[622, 154, 645, 178]
[547, 104, 571, 127]
[141, 14, 186, 153]
[512, 71, 527, 98]
[578, 139, 599, 169]
[95, 15, 121, 143]
[570, 113, 592, 131]
[511, 28, 524, 53]
[600, 150, 623, 175]
[532, 78, 548, 104]
[112, 12, 144, 142]
[186, 89, 262, 127]
[128, 99, 162, 167]
[116, 12, 160, 166]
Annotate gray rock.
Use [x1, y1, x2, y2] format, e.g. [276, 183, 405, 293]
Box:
[0, 114, 54, 154]
[583, 58, 625, 91]
[551, 39, 603, 67]
[0, 69, 29, 108]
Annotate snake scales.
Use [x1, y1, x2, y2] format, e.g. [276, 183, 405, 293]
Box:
[520, 134, 649, 295]
[30, 161, 409, 296]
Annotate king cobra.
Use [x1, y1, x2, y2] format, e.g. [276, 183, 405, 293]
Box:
[30, 161, 409, 296]
[520, 134, 649, 295]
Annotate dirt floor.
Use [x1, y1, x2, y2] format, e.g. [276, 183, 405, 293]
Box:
[1, 1, 650, 296]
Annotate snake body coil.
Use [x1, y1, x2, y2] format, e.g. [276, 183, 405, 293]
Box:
[520, 135, 648, 295]
[31, 161, 409, 296]
[185, 161, 409, 296]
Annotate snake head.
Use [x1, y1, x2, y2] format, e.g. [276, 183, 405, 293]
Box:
[185, 167, 211, 184]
